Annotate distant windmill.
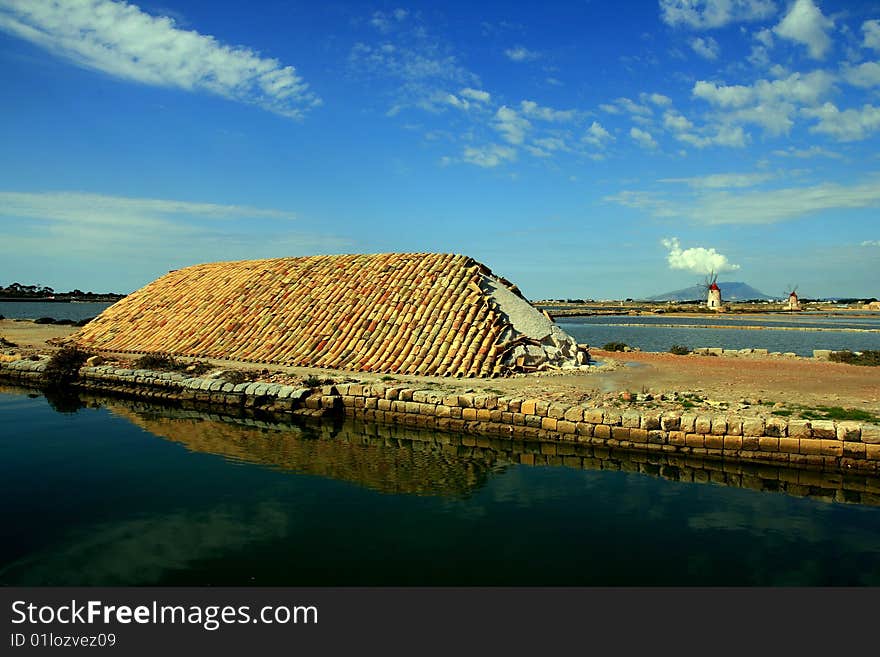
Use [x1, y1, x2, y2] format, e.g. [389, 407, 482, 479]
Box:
[784, 284, 801, 311]
[699, 271, 722, 311]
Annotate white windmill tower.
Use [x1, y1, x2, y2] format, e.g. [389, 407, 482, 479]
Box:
[784, 285, 801, 311]
[701, 271, 722, 311]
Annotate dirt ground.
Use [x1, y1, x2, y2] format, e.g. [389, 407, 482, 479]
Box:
[2, 319, 878, 416]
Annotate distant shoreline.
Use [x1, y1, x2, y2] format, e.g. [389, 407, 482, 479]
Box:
[0, 297, 123, 303]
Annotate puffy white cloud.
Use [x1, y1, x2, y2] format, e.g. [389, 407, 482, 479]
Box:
[630, 126, 658, 149]
[520, 100, 576, 122]
[690, 36, 721, 60]
[692, 71, 835, 135]
[659, 0, 776, 29]
[842, 61, 880, 88]
[504, 46, 540, 62]
[603, 97, 653, 117]
[862, 19, 880, 51]
[584, 121, 614, 146]
[773, 0, 834, 60]
[459, 87, 491, 103]
[661, 237, 740, 274]
[641, 92, 673, 107]
[493, 106, 531, 144]
[462, 144, 517, 168]
[0, 0, 320, 119]
[444, 93, 470, 110]
[803, 102, 880, 141]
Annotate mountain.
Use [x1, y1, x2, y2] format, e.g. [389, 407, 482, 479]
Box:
[648, 282, 773, 302]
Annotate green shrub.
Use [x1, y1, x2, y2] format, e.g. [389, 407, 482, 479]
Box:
[220, 370, 252, 385]
[669, 345, 690, 355]
[829, 350, 880, 366]
[44, 346, 91, 387]
[303, 375, 334, 388]
[75, 317, 95, 327]
[34, 317, 56, 324]
[134, 354, 179, 370]
[53, 319, 77, 326]
[602, 342, 629, 352]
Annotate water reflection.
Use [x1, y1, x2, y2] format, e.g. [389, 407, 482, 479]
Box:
[100, 396, 880, 509]
[3, 386, 880, 585]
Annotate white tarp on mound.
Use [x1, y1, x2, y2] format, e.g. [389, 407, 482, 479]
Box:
[481, 276, 587, 371]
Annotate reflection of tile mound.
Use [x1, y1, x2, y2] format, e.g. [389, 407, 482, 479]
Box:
[70, 253, 582, 376]
[108, 405, 496, 498]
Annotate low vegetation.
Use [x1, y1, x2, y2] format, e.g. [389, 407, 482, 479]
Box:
[0, 335, 16, 348]
[43, 346, 92, 387]
[669, 344, 691, 355]
[303, 375, 335, 388]
[829, 350, 880, 367]
[132, 354, 212, 376]
[602, 342, 630, 352]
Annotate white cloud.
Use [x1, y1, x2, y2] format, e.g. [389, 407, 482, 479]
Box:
[692, 70, 835, 135]
[603, 97, 653, 117]
[460, 87, 491, 103]
[842, 61, 880, 88]
[641, 92, 673, 107]
[660, 172, 774, 188]
[771, 145, 841, 158]
[608, 176, 880, 225]
[0, 0, 320, 119]
[462, 144, 517, 168]
[862, 19, 880, 51]
[584, 121, 614, 146]
[494, 106, 531, 144]
[444, 93, 470, 110]
[663, 110, 749, 148]
[694, 179, 880, 223]
[803, 102, 880, 141]
[773, 0, 834, 60]
[862, 240, 880, 247]
[630, 126, 658, 149]
[520, 100, 576, 122]
[661, 237, 740, 274]
[659, 0, 776, 29]
[755, 28, 775, 48]
[690, 36, 721, 60]
[504, 46, 539, 62]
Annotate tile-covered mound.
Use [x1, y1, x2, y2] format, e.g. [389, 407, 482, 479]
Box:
[69, 253, 585, 376]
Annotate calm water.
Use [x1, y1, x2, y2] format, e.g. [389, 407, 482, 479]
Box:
[0, 301, 115, 321]
[2, 386, 880, 586]
[558, 314, 880, 356]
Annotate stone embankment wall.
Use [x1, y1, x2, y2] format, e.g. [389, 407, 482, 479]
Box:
[2, 359, 879, 474]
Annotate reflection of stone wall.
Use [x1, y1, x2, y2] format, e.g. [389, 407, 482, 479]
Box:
[96, 397, 880, 508]
[105, 401, 498, 498]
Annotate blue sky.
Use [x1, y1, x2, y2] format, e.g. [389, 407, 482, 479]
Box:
[1, 0, 879, 299]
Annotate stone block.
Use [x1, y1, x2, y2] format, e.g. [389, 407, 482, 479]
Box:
[583, 408, 604, 424]
[710, 418, 727, 435]
[758, 437, 779, 452]
[862, 425, 880, 445]
[535, 401, 550, 416]
[765, 418, 787, 437]
[564, 406, 585, 423]
[521, 399, 537, 415]
[525, 415, 542, 428]
[837, 422, 861, 442]
[778, 438, 800, 454]
[705, 435, 724, 450]
[661, 413, 681, 431]
[548, 404, 568, 419]
[621, 411, 641, 428]
[668, 431, 686, 446]
[593, 425, 611, 440]
[742, 418, 765, 437]
[818, 440, 843, 457]
[811, 420, 836, 439]
[866, 444, 880, 461]
[611, 426, 631, 440]
[788, 420, 812, 438]
[576, 422, 594, 437]
[557, 420, 577, 435]
[641, 414, 661, 431]
[629, 428, 648, 443]
[541, 417, 558, 431]
[462, 408, 477, 421]
[603, 411, 622, 426]
[685, 433, 704, 448]
[680, 414, 696, 433]
[695, 416, 712, 434]
[723, 435, 743, 451]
